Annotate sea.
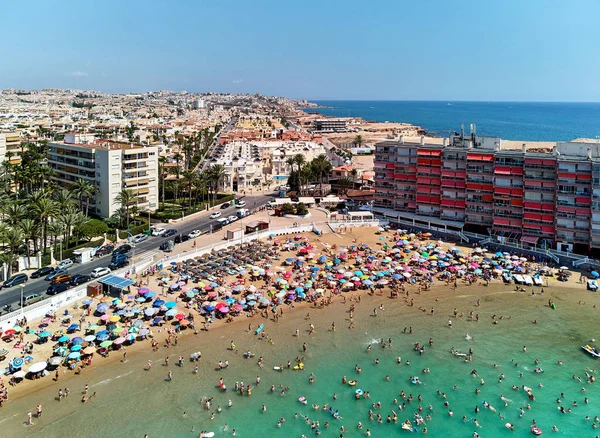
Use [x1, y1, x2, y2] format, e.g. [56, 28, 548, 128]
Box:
[2, 281, 600, 438]
[301, 101, 600, 142]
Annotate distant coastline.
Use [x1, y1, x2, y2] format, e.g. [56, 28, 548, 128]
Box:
[298, 100, 600, 141]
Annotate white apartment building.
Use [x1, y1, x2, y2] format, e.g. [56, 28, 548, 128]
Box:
[48, 133, 158, 218]
[210, 142, 263, 192]
[0, 130, 23, 164]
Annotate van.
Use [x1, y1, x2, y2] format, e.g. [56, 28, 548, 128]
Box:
[236, 208, 250, 218]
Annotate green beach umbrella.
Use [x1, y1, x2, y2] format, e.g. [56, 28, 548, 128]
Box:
[100, 341, 113, 348]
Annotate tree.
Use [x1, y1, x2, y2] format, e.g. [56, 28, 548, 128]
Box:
[208, 164, 226, 206]
[114, 189, 137, 230]
[158, 156, 167, 209]
[311, 154, 333, 196]
[32, 196, 59, 257]
[71, 179, 96, 216]
[19, 218, 39, 266]
[338, 177, 353, 194]
[354, 135, 363, 147]
[280, 203, 295, 215]
[77, 219, 109, 241]
[295, 202, 308, 216]
[125, 121, 137, 143]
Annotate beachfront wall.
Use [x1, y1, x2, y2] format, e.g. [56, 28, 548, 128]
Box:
[0, 256, 156, 331]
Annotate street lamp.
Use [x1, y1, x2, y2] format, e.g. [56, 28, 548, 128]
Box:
[20, 284, 24, 315]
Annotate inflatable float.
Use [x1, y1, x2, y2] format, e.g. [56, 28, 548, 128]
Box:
[255, 324, 265, 335]
[401, 422, 413, 431]
[505, 423, 514, 430]
[298, 396, 307, 405]
[531, 426, 542, 435]
[348, 380, 357, 386]
[243, 352, 255, 358]
[355, 389, 364, 396]
[273, 366, 282, 371]
[293, 363, 304, 370]
[200, 433, 214, 438]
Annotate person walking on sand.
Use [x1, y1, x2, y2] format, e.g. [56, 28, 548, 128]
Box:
[27, 412, 34, 426]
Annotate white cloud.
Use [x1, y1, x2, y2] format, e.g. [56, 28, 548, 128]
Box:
[69, 71, 88, 77]
[232, 79, 243, 84]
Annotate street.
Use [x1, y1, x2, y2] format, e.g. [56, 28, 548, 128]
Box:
[0, 193, 272, 311]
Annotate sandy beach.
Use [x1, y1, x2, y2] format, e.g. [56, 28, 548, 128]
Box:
[1, 226, 599, 437]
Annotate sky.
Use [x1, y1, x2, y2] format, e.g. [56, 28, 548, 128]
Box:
[1, 0, 599, 101]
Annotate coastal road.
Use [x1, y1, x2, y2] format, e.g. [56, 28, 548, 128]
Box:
[0, 193, 272, 311]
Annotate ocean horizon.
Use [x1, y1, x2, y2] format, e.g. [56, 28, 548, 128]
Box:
[301, 100, 600, 142]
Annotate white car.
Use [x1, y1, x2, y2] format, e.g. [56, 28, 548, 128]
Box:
[228, 215, 238, 222]
[152, 227, 166, 237]
[188, 230, 202, 239]
[131, 233, 149, 244]
[57, 259, 74, 270]
[90, 267, 111, 278]
[209, 211, 222, 219]
[235, 200, 246, 208]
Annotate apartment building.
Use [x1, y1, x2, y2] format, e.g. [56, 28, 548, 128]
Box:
[48, 133, 158, 218]
[311, 119, 347, 132]
[0, 130, 24, 164]
[374, 134, 600, 255]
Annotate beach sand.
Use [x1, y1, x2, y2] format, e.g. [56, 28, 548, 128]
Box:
[1, 227, 599, 437]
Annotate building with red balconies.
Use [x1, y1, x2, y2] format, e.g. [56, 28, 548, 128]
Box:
[374, 130, 600, 256]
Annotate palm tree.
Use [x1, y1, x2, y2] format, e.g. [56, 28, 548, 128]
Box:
[3, 227, 24, 275]
[55, 189, 76, 209]
[114, 189, 137, 231]
[311, 154, 333, 196]
[158, 156, 167, 210]
[182, 170, 196, 207]
[57, 206, 80, 250]
[71, 179, 96, 216]
[173, 153, 183, 179]
[3, 202, 26, 226]
[354, 135, 363, 147]
[32, 196, 59, 257]
[208, 164, 226, 206]
[338, 177, 353, 195]
[19, 218, 40, 266]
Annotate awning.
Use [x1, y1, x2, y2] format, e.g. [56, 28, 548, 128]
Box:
[520, 235, 540, 244]
[97, 275, 134, 290]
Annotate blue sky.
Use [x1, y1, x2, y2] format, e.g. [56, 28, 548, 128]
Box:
[1, 0, 599, 101]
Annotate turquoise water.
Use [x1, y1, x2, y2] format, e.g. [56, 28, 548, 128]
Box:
[4, 285, 600, 438]
[301, 101, 600, 141]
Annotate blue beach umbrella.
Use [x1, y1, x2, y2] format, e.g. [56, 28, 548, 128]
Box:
[153, 300, 165, 308]
[11, 357, 24, 369]
[145, 291, 156, 298]
[164, 302, 177, 309]
[67, 352, 81, 360]
[58, 335, 70, 343]
[591, 271, 599, 279]
[38, 331, 51, 338]
[70, 345, 82, 352]
[165, 309, 177, 317]
[71, 337, 84, 345]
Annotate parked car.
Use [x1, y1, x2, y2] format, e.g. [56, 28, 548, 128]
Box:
[174, 234, 190, 244]
[159, 240, 174, 252]
[30, 266, 54, 279]
[108, 259, 129, 270]
[51, 273, 72, 285]
[220, 202, 230, 209]
[57, 259, 74, 270]
[47, 283, 70, 295]
[188, 230, 202, 239]
[22, 293, 42, 306]
[132, 233, 149, 244]
[210, 211, 222, 219]
[164, 229, 177, 238]
[151, 227, 166, 237]
[1, 273, 29, 289]
[95, 244, 115, 257]
[69, 274, 91, 286]
[111, 253, 129, 264]
[216, 217, 230, 226]
[114, 244, 132, 255]
[45, 269, 68, 281]
[235, 200, 246, 208]
[90, 267, 111, 278]
[227, 215, 238, 223]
